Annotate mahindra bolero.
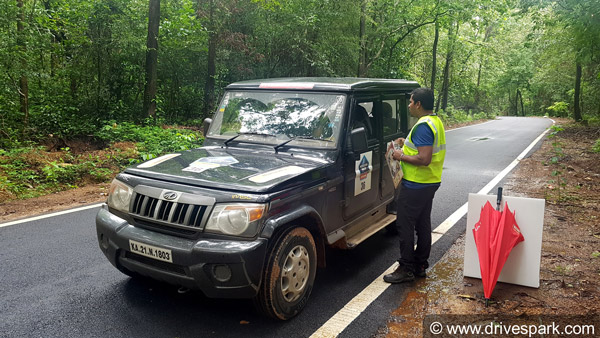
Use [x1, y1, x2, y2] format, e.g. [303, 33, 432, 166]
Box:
[96, 77, 419, 320]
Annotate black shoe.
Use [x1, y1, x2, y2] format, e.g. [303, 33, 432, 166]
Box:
[383, 266, 415, 284]
[414, 265, 427, 278]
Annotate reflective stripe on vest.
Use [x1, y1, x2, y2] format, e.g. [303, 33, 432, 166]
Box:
[401, 115, 446, 183]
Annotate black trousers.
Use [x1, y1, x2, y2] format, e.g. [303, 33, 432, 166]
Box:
[395, 184, 439, 272]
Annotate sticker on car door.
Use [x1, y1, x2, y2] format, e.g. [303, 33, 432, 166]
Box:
[354, 151, 372, 196]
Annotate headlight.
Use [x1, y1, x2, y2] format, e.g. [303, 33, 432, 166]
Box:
[205, 203, 266, 237]
[107, 179, 133, 213]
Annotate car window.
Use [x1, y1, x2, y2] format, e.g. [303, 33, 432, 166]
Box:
[208, 91, 346, 148]
[382, 100, 397, 136]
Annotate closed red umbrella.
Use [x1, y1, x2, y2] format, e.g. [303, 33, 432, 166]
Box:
[472, 189, 524, 305]
[489, 203, 524, 297]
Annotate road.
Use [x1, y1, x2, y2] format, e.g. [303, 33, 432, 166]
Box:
[0, 117, 553, 338]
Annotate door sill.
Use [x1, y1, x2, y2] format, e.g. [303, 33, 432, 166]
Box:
[345, 214, 396, 248]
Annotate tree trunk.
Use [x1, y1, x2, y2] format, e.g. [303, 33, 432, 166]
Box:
[517, 89, 524, 116]
[573, 62, 582, 121]
[143, 0, 160, 119]
[520, 91, 524, 116]
[357, 0, 367, 77]
[17, 0, 29, 134]
[475, 26, 493, 109]
[437, 22, 458, 114]
[430, 20, 439, 90]
[203, 0, 216, 117]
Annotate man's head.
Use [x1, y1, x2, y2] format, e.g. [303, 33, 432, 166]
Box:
[408, 88, 434, 116]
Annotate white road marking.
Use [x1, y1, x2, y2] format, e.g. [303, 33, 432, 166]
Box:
[309, 120, 553, 338]
[0, 203, 104, 228]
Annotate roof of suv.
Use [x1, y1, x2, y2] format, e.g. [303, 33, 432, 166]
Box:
[226, 77, 420, 92]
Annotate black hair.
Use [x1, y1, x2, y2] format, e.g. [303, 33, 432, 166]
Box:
[411, 87, 434, 111]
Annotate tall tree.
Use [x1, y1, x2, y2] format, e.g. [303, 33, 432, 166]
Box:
[357, 0, 367, 77]
[430, 20, 439, 90]
[17, 0, 29, 133]
[573, 62, 582, 121]
[437, 21, 459, 113]
[143, 0, 160, 119]
[202, 0, 216, 116]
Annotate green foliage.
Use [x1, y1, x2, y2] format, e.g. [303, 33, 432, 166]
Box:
[592, 139, 600, 153]
[95, 122, 204, 160]
[546, 101, 569, 118]
[0, 123, 204, 202]
[545, 125, 568, 201]
[437, 106, 495, 127]
[548, 125, 564, 138]
[1, 0, 599, 150]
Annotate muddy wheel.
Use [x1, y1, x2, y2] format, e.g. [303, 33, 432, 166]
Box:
[255, 227, 317, 320]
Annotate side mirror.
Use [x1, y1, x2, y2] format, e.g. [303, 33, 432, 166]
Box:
[350, 127, 368, 155]
[203, 118, 212, 136]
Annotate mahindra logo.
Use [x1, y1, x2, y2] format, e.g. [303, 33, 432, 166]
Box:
[163, 191, 178, 200]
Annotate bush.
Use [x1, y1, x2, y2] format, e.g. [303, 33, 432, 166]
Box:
[437, 106, 495, 127]
[546, 102, 569, 117]
[593, 139, 600, 153]
[95, 121, 204, 160]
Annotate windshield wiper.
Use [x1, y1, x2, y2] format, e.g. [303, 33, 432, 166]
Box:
[274, 135, 331, 153]
[223, 132, 275, 147]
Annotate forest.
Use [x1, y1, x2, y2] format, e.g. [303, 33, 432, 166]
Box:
[0, 0, 599, 200]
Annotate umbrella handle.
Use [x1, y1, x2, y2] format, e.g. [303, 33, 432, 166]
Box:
[496, 187, 503, 211]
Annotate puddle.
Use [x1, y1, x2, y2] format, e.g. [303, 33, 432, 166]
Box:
[468, 137, 491, 141]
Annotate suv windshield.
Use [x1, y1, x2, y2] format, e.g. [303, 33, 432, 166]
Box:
[207, 91, 346, 148]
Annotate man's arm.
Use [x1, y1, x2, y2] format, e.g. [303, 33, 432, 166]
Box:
[391, 124, 434, 166]
[392, 145, 433, 166]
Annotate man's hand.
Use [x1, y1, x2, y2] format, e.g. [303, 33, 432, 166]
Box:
[392, 148, 404, 161]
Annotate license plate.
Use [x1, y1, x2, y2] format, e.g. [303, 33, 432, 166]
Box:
[129, 240, 173, 263]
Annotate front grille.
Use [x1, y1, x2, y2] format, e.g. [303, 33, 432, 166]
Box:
[130, 192, 209, 230]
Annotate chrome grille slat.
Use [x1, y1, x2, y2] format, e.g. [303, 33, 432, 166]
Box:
[129, 192, 210, 233]
[179, 204, 190, 224]
[182, 204, 193, 225]
[152, 199, 162, 219]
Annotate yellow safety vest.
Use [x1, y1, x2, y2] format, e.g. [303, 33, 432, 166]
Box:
[401, 115, 446, 183]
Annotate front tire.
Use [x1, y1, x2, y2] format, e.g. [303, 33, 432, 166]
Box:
[255, 227, 317, 320]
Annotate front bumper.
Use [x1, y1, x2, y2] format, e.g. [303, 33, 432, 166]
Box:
[96, 206, 268, 298]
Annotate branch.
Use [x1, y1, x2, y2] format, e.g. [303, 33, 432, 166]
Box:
[375, 18, 437, 71]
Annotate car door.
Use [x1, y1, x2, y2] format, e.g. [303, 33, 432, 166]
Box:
[342, 98, 381, 220]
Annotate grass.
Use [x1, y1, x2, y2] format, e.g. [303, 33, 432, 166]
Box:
[0, 123, 204, 203]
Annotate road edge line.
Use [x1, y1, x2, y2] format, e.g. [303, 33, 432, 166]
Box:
[0, 203, 104, 228]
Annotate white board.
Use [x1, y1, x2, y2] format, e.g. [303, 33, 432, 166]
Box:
[463, 193, 545, 288]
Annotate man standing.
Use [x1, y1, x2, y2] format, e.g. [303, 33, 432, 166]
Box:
[384, 88, 446, 283]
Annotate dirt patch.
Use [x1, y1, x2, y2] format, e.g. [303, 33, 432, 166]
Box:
[0, 183, 110, 223]
[377, 120, 600, 337]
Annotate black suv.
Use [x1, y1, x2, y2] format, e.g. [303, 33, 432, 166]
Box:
[96, 77, 419, 320]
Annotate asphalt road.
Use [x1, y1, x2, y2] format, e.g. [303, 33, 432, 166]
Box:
[0, 116, 553, 338]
